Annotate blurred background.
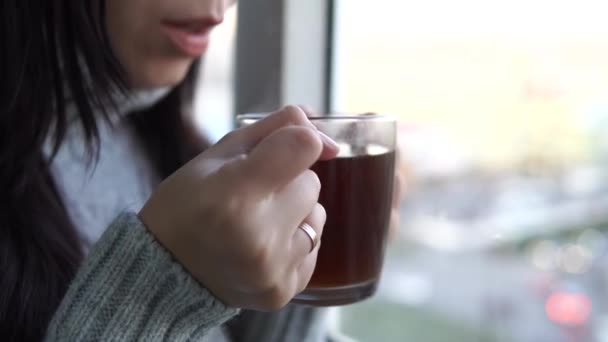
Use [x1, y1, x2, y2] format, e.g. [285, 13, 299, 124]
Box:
[197, 1, 608, 341]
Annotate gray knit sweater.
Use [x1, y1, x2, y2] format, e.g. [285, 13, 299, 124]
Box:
[43, 91, 328, 341]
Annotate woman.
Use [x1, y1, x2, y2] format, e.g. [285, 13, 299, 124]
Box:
[1, 0, 401, 341]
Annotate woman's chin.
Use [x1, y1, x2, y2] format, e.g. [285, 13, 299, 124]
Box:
[128, 59, 194, 89]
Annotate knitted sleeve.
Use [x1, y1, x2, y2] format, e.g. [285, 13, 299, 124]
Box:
[45, 212, 239, 341]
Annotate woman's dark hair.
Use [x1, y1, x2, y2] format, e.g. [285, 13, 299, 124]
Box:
[0, 1, 203, 340]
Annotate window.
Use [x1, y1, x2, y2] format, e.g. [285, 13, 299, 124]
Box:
[230, 0, 608, 340]
[195, 5, 238, 142]
[331, 0, 608, 341]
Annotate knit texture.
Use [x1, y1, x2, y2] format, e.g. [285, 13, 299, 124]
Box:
[45, 212, 239, 341]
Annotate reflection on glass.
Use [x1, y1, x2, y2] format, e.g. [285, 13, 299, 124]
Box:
[332, 0, 608, 341]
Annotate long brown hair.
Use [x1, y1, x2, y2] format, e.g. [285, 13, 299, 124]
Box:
[0, 1, 204, 340]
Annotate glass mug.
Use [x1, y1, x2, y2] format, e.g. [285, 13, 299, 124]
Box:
[237, 113, 396, 306]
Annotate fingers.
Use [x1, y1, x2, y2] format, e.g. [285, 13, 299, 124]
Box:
[296, 105, 341, 161]
[273, 169, 321, 231]
[216, 105, 339, 160]
[297, 105, 320, 118]
[240, 126, 324, 191]
[292, 203, 325, 296]
[316, 130, 341, 161]
[219, 105, 321, 154]
[237, 105, 315, 147]
[212, 106, 339, 192]
[290, 203, 326, 260]
[294, 244, 321, 294]
[241, 202, 325, 311]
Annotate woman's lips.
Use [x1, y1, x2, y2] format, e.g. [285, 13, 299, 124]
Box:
[161, 17, 221, 57]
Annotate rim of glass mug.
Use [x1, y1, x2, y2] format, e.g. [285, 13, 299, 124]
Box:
[236, 112, 396, 125]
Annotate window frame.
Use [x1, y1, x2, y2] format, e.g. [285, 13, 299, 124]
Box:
[235, 0, 335, 116]
[234, 2, 357, 340]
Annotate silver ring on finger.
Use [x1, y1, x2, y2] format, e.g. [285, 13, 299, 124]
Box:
[297, 222, 319, 253]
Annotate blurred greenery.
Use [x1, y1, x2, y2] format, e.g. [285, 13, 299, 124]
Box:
[339, 299, 500, 342]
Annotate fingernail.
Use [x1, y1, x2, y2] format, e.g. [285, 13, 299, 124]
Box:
[317, 130, 340, 151]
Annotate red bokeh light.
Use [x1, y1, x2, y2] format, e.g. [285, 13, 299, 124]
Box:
[545, 292, 592, 327]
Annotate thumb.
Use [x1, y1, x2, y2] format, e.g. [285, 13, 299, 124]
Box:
[215, 106, 339, 159]
[228, 106, 314, 152]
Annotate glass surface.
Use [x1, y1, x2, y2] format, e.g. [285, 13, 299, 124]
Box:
[331, 0, 608, 341]
[237, 114, 397, 306]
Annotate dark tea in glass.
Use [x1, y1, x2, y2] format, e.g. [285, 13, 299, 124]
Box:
[307, 149, 395, 287]
[237, 114, 397, 306]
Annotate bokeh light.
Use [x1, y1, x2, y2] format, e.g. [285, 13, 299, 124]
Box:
[545, 292, 592, 326]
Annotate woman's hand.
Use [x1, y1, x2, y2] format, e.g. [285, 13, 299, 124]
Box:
[139, 106, 339, 311]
